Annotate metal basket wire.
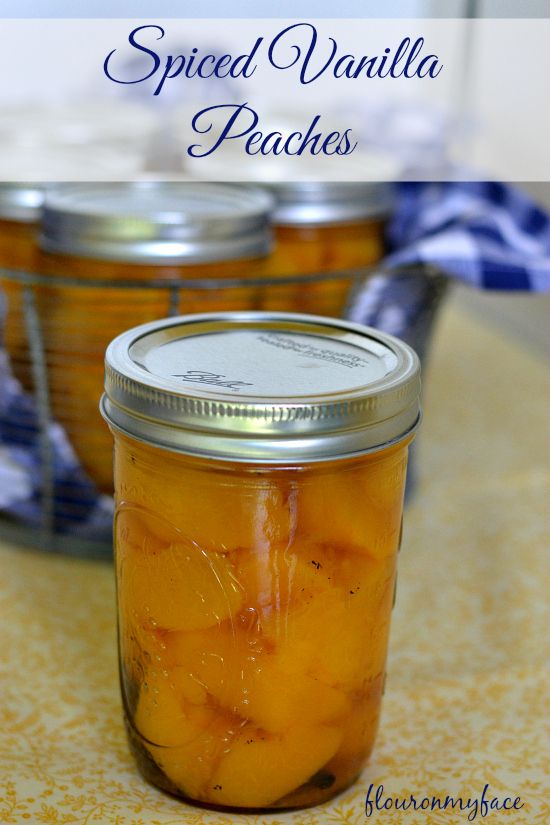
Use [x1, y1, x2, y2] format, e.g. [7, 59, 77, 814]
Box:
[0, 263, 448, 560]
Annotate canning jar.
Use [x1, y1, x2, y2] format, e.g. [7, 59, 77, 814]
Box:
[36, 183, 272, 492]
[260, 182, 393, 316]
[0, 184, 44, 390]
[102, 312, 421, 811]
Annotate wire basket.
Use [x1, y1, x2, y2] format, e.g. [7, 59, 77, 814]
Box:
[0, 264, 448, 559]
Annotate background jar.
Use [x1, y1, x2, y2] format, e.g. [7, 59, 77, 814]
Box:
[0, 183, 44, 390]
[102, 312, 421, 811]
[35, 182, 273, 493]
[259, 181, 393, 316]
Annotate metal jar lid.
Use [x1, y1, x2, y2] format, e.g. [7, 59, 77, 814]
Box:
[102, 312, 420, 464]
[40, 182, 273, 264]
[0, 183, 44, 223]
[269, 182, 394, 226]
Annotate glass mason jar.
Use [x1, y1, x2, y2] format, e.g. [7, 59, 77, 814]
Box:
[260, 182, 393, 316]
[36, 183, 273, 493]
[102, 312, 421, 811]
[0, 184, 44, 390]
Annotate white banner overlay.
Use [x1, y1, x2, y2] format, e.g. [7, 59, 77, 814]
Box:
[0, 18, 548, 181]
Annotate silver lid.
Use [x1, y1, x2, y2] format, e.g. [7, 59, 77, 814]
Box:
[0, 183, 44, 223]
[102, 312, 420, 464]
[270, 182, 394, 226]
[40, 183, 273, 264]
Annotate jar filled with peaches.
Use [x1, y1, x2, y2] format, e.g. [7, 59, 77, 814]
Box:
[102, 311, 420, 811]
[36, 182, 273, 492]
[260, 181, 393, 316]
[0, 183, 44, 390]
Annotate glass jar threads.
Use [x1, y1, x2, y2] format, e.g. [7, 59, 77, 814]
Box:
[102, 311, 421, 811]
[36, 182, 273, 492]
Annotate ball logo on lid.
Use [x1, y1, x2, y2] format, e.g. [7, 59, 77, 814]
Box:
[172, 370, 254, 391]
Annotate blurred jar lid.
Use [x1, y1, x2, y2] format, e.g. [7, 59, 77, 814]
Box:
[268, 180, 396, 226]
[0, 183, 44, 223]
[40, 182, 273, 264]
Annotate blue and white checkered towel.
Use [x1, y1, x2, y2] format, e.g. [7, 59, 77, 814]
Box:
[386, 181, 550, 291]
[348, 181, 550, 347]
[347, 180, 550, 499]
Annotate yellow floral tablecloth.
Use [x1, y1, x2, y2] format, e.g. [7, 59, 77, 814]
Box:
[1, 293, 549, 825]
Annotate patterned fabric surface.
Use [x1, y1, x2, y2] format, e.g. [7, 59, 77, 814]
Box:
[385, 181, 550, 291]
[0, 295, 549, 825]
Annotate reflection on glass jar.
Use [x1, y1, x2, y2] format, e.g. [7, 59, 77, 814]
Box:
[0, 184, 44, 390]
[261, 182, 393, 316]
[102, 312, 421, 811]
[35, 183, 273, 493]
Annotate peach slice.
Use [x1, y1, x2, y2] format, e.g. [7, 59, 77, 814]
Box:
[116, 446, 295, 553]
[227, 540, 335, 617]
[133, 669, 242, 800]
[324, 675, 385, 784]
[159, 618, 349, 732]
[208, 723, 342, 808]
[295, 455, 407, 558]
[262, 554, 396, 689]
[115, 505, 243, 631]
[238, 657, 349, 732]
[262, 592, 374, 690]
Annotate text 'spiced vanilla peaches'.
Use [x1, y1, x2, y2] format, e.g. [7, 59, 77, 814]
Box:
[102, 312, 421, 811]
